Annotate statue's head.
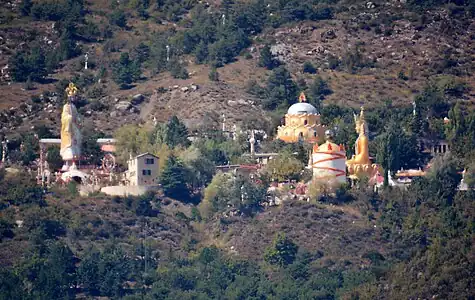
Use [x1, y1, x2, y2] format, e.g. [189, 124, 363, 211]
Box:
[354, 106, 367, 135]
[354, 118, 360, 133]
[359, 121, 368, 136]
[65, 82, 78, 99]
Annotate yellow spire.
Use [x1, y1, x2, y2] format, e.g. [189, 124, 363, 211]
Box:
[298, 92, 307, 103]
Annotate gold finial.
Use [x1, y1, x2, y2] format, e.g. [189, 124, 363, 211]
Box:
[65, 82, 78, 98]
[298, 92, 307, 103]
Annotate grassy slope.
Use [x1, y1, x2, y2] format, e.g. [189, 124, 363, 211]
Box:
[0, 1, 474, 137]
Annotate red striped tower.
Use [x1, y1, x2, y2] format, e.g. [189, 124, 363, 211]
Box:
[311, 140, 347, 184]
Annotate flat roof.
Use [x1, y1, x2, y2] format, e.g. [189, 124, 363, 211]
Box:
[39, 138, 116, 144]
[39, 138, 61, 144]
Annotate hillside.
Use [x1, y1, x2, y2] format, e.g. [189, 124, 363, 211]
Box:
[0, 0, 474, 139]
[0, 1, 475, 299]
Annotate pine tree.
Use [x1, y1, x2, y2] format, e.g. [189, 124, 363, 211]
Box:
[20, 0, 32, 16]
[308, 76, 332, 110]
[165, 116, 190, 148]
[160, 155, 190, 201]
[194, 41, 208, 64]
[264, 66, 297, 110]
[259, 44, 279, 70]
[112, 52, 141, 89]
[9, 47, 47, 82]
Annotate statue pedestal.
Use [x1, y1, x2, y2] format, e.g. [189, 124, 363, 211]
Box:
[346, 162, 381, 181]
[61, 162, 70, 172]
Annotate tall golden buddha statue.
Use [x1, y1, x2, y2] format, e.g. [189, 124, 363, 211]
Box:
[346, 107, 380, 180]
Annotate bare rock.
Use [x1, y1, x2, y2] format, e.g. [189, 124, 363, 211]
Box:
[321, 29, 337, 40]
[131, 94, 145, 105]
[129, 106, 140, 114]
[115, 101, 132, 112]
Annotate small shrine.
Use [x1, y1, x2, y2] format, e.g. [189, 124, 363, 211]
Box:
[276, 92, 326, 143]
[309, 130, 347, 184]
[346, 107, 381, 181]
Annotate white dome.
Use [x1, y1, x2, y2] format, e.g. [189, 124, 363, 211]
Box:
[287, 102, 318, 115]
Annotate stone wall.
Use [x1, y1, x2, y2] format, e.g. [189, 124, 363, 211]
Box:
[100, 185, 159, 197]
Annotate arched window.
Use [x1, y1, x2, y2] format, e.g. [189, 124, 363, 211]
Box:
[304, 119, 308, 125]
[313, 131, 317, 137]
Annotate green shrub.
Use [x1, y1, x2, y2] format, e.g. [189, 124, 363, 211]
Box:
[264, 233, 299, 267]
[109, 10, 127, 28]
[303, 61, 317, 74]
[9, 47, 47, 82]
[0, 219, 14, 241]
[397, 70, 409, 81]
[208, 67, 219, 81]
[169, 61, 189, 79]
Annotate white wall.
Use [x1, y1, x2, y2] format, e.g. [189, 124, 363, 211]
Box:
[312, 152, 346, 184]
[101, 185, 159, 197]
[127, 154, 159, 186]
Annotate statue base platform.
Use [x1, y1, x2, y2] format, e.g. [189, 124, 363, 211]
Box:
[346, 162, 381, 180]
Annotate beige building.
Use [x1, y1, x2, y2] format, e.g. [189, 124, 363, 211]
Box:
[126, 153, 159, 186]
[276, 92, 326, 143]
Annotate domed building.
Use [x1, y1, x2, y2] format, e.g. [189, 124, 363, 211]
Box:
[276, 92, 326, 143]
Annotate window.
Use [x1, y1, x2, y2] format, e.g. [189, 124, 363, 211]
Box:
[142, 169, 151, 176]
[145, 158, 155, 165]
[304, 119, 308, 125]
[313, 131, 317, 137]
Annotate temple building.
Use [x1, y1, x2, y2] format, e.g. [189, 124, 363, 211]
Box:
[346, 107, 381, 181]
[276, 92, 326, 143]
[308, 130, 347, 184]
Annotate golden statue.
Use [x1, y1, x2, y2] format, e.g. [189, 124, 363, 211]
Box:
[348, 107, 370, 165]
[346, 107, 380, 180]
[60, 83, 81, 167]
